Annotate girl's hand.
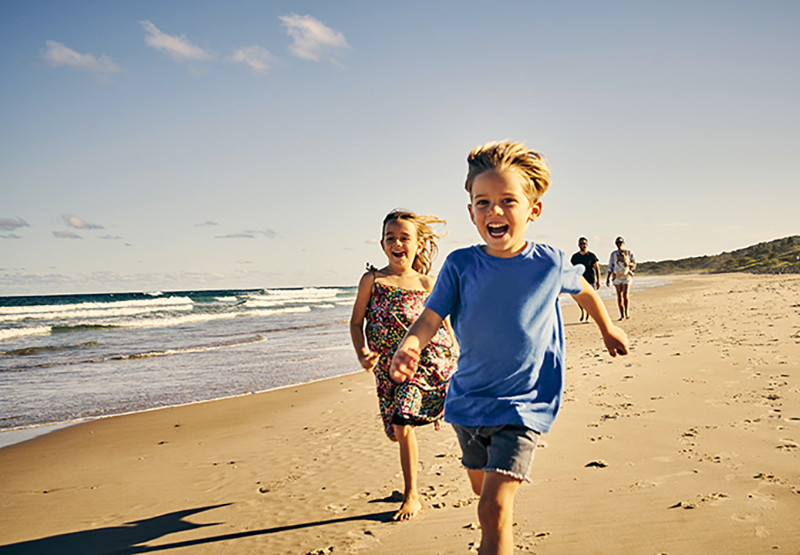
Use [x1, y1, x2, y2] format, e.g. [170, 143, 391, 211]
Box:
[390, 347, 420, 383]
[358, 347, 379, 371]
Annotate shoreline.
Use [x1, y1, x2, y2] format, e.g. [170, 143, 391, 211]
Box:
[1, 273, 798, 554]
[0, 276, 671, 447]
[0, 369, 363, 450]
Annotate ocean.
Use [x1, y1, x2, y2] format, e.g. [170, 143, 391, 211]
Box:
[0, 287, 360, 447]
[0, 277, 668, 448]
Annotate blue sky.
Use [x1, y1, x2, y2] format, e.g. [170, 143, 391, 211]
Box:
[1, 1, 798, 295]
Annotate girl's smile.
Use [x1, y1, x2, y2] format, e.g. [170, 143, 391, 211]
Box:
[381, 220, 422, 271]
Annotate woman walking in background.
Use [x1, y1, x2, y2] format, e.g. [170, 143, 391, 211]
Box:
[607, 236, 636, 320]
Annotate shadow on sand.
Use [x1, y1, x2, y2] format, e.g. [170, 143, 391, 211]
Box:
[0, 504, 396, 554]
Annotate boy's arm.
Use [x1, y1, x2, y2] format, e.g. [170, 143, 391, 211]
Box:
[571, 277, 629, 356]
[389, 307, 444, 382]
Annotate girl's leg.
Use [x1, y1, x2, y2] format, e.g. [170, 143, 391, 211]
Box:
[477, 471, 522, 555]
[393, 424, 421, 520]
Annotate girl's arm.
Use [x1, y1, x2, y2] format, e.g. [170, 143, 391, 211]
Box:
[389, 307, 444, 383]
[349, 272, 380, 371]
[571, 277, 629, 357]
[444, 316, 458, 349]
[424, 274, 458, 348]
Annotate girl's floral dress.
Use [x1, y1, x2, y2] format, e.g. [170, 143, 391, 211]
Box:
[365, 282, 458, 440]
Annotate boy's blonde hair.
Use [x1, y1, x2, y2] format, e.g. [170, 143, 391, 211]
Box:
[465, 140, 550, 206]
[382, 209, 446, 275]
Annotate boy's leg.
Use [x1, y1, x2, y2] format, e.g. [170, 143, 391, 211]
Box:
[467, 468, 484, 496]
[477, 471, 522, 555]
[393, 424, 421, 520]
[453, 425, 539, 555]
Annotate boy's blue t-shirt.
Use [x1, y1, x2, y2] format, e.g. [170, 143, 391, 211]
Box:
[425, 242, 584, 433]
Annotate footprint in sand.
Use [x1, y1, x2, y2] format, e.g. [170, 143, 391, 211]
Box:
[670, 492, 728, 510]
[257, 474, 299, 493]
[585, 460, 608, 468]
[746, 491, 778, 510]
[776, 439, 798, 451]
[325, 502, 349, 514]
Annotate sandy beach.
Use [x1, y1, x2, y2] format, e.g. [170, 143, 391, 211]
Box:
[1, 273, 798, 554]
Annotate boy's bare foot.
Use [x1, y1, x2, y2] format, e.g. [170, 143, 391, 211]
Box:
[392, 496, 422, 521]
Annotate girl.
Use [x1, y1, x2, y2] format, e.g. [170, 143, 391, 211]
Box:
[350, 209, 458, 521]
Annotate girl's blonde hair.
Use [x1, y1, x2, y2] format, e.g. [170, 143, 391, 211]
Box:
[382, 209, 446, 275]
[465, 140, 550, 206]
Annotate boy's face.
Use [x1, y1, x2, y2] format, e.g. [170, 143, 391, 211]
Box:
[468, 169, 542, 258]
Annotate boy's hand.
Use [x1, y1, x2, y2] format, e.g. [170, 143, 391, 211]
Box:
[603, 325, 629, 357]
[358, 347, 379, 372]
[390, 347, 420, 383]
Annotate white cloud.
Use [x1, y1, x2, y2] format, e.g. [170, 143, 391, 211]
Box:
[0, 217, 29, 231]
[215, 229, 276, 239]
[42, 41, 123, 73]
[216, 232, 254, 239]
[53, 230, 82, 239]
[140, 20, 212, 62]
[195, 221, 219, 227]
[279, 14, 350, 62]
[63, 215, 103, 230]
[232, 45, 276, 74]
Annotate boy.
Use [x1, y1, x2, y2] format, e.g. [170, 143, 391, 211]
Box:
[389, 141, 628, 555]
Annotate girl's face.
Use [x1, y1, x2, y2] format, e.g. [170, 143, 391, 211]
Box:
[381, 219, 421, 270]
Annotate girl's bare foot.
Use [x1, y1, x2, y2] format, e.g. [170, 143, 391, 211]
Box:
[392, 495, 422, 521]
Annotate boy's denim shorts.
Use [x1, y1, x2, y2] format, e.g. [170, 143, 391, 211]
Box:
[452, 424, 540, 482]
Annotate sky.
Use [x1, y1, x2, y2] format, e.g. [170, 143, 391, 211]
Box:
[1, 1, 798, 296]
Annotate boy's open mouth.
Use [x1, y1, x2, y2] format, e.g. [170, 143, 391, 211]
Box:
[487, 224, 508, 238]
